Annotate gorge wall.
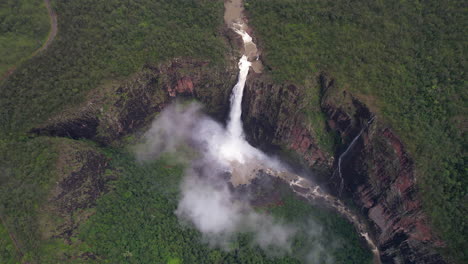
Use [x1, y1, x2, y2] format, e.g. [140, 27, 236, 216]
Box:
[29, 35, 448, 264]
[28, 8, 448, 264]
[31, 58, 239, 145]
[242, 73, 447, 264]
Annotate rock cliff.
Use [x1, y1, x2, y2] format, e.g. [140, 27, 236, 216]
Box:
[31, 59, 238, 145]
[28, 32, 447, 264]
[242, 75, 333, 174]
[242, 72, 447, 263]
[322, 74, 446, 263]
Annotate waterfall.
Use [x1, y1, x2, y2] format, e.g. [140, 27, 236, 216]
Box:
[335, 116, 376, 196]
[222, 11, 380, 262]
[226, 23, 256, 140]
[227, 55, 251, 139]
[217, 24, 258, 165]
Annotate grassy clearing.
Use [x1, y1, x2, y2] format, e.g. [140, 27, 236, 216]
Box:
[0, 0, 50, 77]
[246, 0, 466, 261]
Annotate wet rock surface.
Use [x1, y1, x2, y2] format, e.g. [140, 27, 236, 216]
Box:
[225, 0, 263, 73]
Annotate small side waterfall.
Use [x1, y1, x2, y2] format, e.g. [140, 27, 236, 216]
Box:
[335, 116, 376, 196]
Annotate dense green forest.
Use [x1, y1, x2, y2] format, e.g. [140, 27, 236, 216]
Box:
[0, 142, 372, 263]
[79, 152, 371, 264]
[0, 222, 19, 264]
[0, 0, 227, 135]
[1, 0, 465, 263]
[0, 0, 50, 77]
[0, 137, 61, 263]
[0, 0, 373, 263]
[245, 0, 466, 262]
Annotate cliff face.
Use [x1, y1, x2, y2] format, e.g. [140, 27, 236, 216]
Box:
[321, 75, 446, 264]
[243, 73, 447, 264]
[242, 75, 333, 173]
[31, 59, 238, 145]
[29, 34, 446, 262]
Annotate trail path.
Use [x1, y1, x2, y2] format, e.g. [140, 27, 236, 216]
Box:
[1, 0, 58, 82]
[33, 0, 58, 55]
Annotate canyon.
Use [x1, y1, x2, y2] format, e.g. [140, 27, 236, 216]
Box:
[1, 0, 463, 263]
[243, 73, 447, 263]
[19, 1, 451, 263]
[29, 38, 448, 264]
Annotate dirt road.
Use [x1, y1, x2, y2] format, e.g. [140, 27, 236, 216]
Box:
[1, 0, 58, 82]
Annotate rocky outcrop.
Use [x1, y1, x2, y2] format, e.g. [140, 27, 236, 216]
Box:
[339, 130, 445, 263]
[31, 59, 238, 145]
[319, 75, 446, 263]
[243, 75, 333, 173]
[242, 72, 447, 263]
[40, 140, 115, 241]
[26, 24, 446, 261]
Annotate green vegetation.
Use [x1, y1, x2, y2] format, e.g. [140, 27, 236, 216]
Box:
[0, 137, 110, 264]
[3, 134, 358, 263]
[246, 0, 466, 261]
[269, 189, 372, 263]
[80, 151, 371, 263]
[302, 78, 338, 154]
[0, 137, 59, 262]
[0, 222, 19, 264]
[3, 0, 459, 262]
[0, 99, 372, 263]
[0, 0, 227, 135]
[0, 0, 50, 77]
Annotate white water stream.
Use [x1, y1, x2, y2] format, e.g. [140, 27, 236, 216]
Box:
[335, 116, 376, 196]
[224, 12, 381, 263]
[227, 55, 250, 139]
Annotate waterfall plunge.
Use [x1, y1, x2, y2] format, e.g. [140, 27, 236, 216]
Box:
[220, 19, 381, 262]
[227, 55, 251, 140]
[218, 25, 258, 165]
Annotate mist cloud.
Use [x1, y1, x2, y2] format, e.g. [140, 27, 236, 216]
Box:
[135, 102, 336, 261]
[176, 171, 296, 252]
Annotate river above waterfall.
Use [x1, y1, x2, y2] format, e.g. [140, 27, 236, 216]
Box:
[224, 0, 263, 73]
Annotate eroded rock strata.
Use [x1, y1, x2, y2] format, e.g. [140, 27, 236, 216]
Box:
[242, 76, 333, 172]
[31, 59, 238, 145]
[242, 73, 446, 263]
[29, 55, 447, 264]
[28, 17, 447, 264]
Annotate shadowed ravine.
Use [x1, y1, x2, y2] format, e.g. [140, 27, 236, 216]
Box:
[223, 0, 381, 262]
